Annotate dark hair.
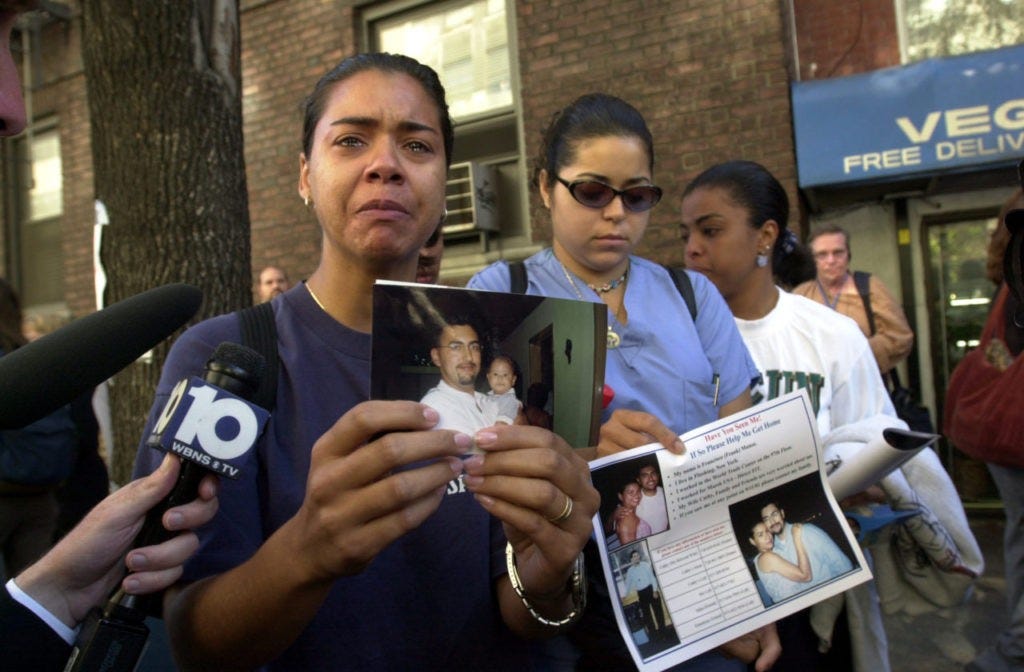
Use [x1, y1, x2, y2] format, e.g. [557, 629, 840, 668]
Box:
[0, 277, 27, 353]
[683, 160, 791, 269]
[807, 223, 852, 261]
[431, 315, 482, 348]
[488, 353, 518, 374]
[535, 93, 655, 189]
[618, 478, 641, 496]
[301, 53, 454, 168]
[774, 240, 817, 290]
[635, 459, 659, 475]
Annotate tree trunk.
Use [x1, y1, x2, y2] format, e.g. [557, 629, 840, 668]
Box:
[82, 1, 250, 483]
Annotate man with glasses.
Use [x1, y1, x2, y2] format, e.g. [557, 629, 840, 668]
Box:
[420, 319, 507, 438]
[793, 225, 913, 376]
[760, 502, 853, 590]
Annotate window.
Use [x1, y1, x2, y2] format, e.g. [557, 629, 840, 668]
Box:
[366, 0, 531, 267]
[376, 0, 512, 122]
[12, 125, 64, 308]
[898, 0, 1024, 63]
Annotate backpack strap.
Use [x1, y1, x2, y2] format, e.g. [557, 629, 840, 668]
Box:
[852, 270, 876, 336]
[236, 301, 279, 412]
[664, 266, 698, 322]
[508, 260, 527, 294]
[510, 259, 698, 322]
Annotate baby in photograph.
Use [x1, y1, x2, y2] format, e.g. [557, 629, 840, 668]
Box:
[486, 355, 522, 425]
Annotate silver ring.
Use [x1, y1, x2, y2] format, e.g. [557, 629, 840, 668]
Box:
[548, 495, 573, 524]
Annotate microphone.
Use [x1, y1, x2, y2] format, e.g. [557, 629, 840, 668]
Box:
[65, 342, 270, 672]
[0, 283, 202, 429]
[136, 341, 269, 548]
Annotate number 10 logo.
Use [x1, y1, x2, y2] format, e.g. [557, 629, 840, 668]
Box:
[154, 378, 263, 461]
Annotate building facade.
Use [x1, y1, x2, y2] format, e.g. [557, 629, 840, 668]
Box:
[3, 0, 1021, 497]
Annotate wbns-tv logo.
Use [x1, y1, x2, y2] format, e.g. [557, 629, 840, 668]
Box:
[148, 377, 269, 479]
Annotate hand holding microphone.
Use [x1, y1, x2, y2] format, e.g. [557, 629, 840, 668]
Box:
[13, 453, 219, 629]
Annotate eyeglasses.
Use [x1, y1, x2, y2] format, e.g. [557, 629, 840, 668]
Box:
[555, 176, 662, 213]
[812, 249, 848, 261]
[761, 510, 783, 524]
[443, 342, 482, 354]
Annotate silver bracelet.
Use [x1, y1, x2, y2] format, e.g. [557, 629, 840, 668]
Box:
[505, 541, 586, 628]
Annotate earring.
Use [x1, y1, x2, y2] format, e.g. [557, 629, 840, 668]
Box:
[439, 208, 448, 226]
[756, 252, 769, 268]
[303, 196, 312, 208]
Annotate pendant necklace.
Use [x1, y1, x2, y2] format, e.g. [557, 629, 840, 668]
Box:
[558, 261, 624, 349]
[588, 270, 628, 293]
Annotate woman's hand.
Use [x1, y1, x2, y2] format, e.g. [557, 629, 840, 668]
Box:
[461, 424, 599, 630]
[288, 401, 468, 583]
[597, 409, 684, 457]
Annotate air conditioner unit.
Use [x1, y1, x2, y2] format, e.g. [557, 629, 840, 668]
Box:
[444, 161, 499, 236]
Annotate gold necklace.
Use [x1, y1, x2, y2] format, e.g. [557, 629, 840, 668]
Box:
[558, 262, 621, 349]
[306, 282, 327, 312]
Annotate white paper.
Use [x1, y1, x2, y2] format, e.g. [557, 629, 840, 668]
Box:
[588, 389, 872, 671]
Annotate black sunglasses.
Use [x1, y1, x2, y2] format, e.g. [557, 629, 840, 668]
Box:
[555, 176, 662, 213]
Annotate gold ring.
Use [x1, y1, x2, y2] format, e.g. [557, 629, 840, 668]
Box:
[548, 495, 573, 524]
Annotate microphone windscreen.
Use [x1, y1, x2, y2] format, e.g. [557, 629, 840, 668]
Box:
[0, 283, 202, 429]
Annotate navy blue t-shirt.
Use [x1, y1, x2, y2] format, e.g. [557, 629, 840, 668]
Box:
[133, 284, 527, 670]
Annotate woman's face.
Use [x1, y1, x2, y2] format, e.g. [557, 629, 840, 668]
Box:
[682, 186, 771, 302]
[618, 482, 642, 509]
[298, 69, 447, 271]
[541, 135, 653, 279]
[750, 522, 774, 553]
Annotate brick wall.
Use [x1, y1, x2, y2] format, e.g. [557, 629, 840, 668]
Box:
[28, 4, 94, 317]
[793, 0, 900, 80]
[5, 0, 855, 311]
[241, 0, 353, 292]
[516, 0, 798, 266]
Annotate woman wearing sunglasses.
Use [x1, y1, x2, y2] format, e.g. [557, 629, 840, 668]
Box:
[468, 94, 776, 672]
[469, 93, 756, 455]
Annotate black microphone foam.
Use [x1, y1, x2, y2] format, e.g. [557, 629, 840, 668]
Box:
[133, 341, 266, 550]
[0, 283, 202, 430]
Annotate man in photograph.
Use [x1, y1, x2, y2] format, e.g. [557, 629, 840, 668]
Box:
[761, 502, 853, 586]
[420, 320, 507, 435]
[636, 462, 669, 535]
[624, 549, 666, 640]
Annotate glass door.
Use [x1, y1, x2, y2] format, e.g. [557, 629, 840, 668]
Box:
[924, 211, 1000, 502]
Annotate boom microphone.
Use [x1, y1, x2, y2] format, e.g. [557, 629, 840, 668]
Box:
[0, 283, 203, 429]
[66, 342, 270, 672]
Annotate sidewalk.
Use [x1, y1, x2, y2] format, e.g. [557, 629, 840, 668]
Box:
[884, 510, 1008, 671]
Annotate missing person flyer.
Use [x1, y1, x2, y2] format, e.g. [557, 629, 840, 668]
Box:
[589, 389, 871, 671]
